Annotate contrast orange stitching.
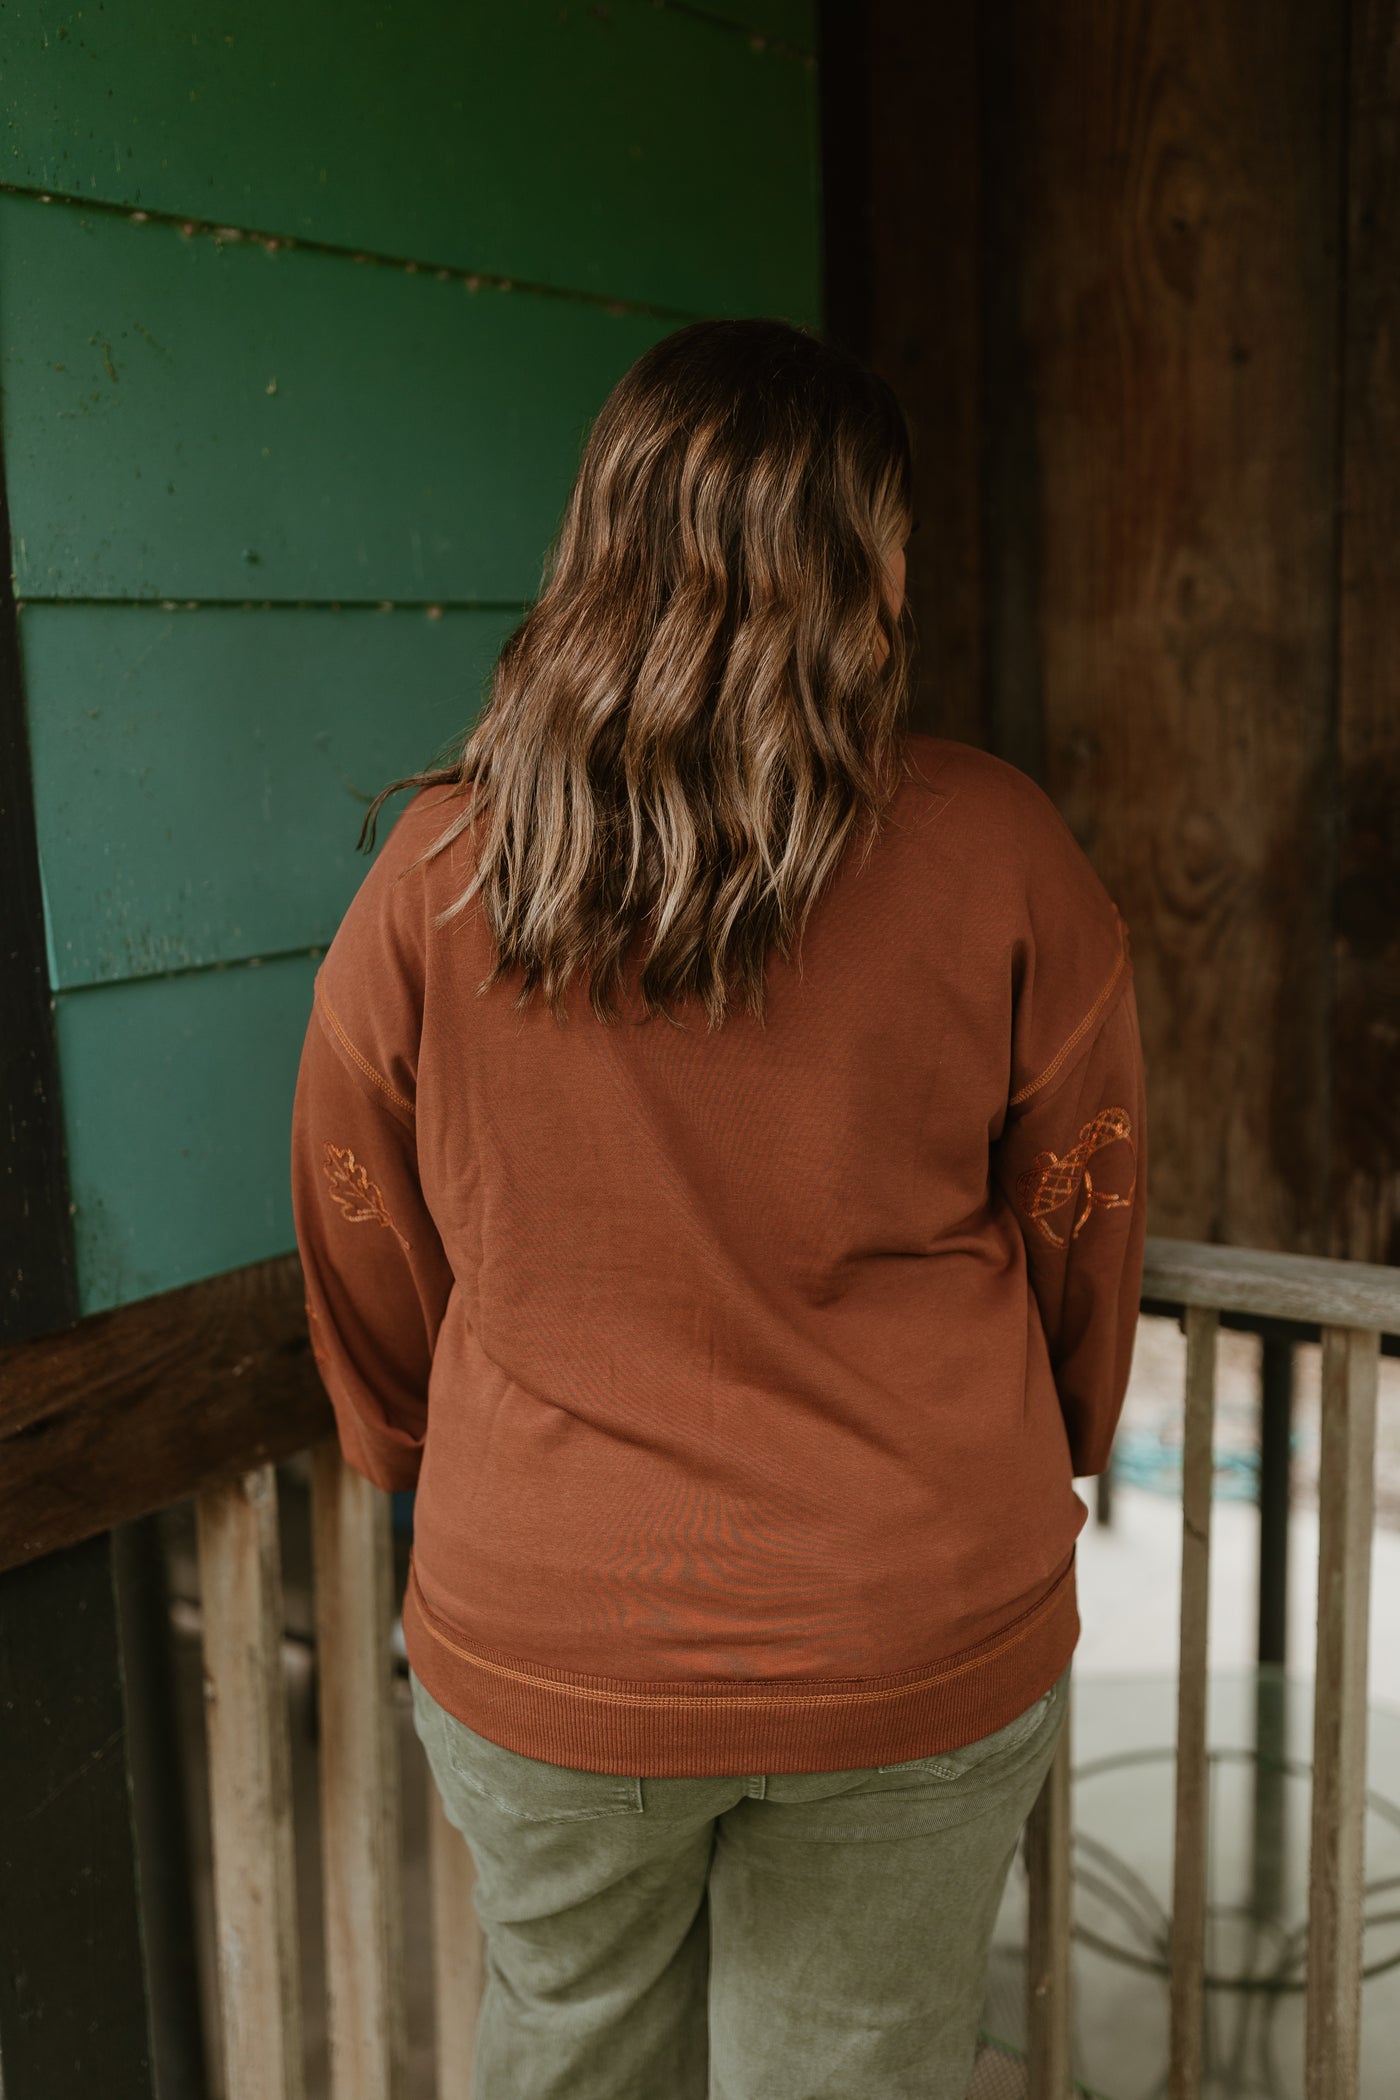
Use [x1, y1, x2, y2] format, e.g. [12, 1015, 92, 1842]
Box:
[1016, 1107, 1136, 1248]
[316, 981, 414, 1118]
[407, 1558, 1073, 1711]
[1009, 917, 1126, 1109]
[322, 1143, 412, 1252]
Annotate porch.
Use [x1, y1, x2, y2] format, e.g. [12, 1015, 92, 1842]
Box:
[4, 1235, 1396, 2099]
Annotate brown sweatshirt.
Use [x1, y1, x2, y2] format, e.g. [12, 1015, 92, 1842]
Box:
[290, 731, 1147, 1776]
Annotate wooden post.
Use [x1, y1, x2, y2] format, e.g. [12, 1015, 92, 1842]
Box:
[1025, 1669, 1073, 2098]
[427, 1766, 486, 2098]
[196, 1464, 306, 2100]
[1169, 1302, 1218, 2099]
[0, 1533, 158, 2100]
[1306, 1324, 1380, 2098]
[309, 1440, 408, 2100]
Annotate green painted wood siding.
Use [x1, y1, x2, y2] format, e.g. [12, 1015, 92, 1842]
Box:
[3, 1, 819, 317]
[2, 198, 672, 603]
[1, 2, 823, 1317]
[20, 604, 519, 987]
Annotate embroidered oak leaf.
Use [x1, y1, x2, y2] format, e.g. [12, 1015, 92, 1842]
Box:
[321, 1144, 410, 1250]
[1016, 1107, 1136, 1249]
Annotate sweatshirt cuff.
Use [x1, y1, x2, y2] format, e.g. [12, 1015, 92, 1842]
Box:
[331, 1399, 425, 1494]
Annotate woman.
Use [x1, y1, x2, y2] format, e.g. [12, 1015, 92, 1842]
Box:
[291, 317, 1147, 2099]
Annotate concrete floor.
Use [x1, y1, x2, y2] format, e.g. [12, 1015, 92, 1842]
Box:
[157, 1310, 1400, 2099]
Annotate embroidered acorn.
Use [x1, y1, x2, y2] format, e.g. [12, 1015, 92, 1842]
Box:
[1016, 1107, 1136, 1249]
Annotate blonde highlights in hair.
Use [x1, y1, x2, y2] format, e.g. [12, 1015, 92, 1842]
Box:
[363, 317, 916, 1029]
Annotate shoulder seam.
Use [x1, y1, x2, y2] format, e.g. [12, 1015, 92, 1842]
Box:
[315, 979, 416, 1119]
[1008, 910, 1128, 1110]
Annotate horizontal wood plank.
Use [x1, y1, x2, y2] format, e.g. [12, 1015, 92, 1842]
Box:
[0, 1255, 329, 1573]
[1142, 1234, 1400, 1333]
[53, 953, 318, 1313]
[23, 602, 508, 987]
[0, 194, 672, 604]
[2, 1, 819, 320]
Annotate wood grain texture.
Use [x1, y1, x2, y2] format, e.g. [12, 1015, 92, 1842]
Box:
[1169, 1303, 1217, 2100]
[427, 1772, 486, 2100]
[2, 1, 819, 320]
[884, 1, 986, 747]
[1141, 1234, 1400, 1331]
[1331, 0, 1400, 1268]
[0, 1253, 330, 1572]
[22, 601, 510, 988]
[975, 3, 1042, 778]
[310, 1443, 408, 2100]
[1024, 1677, 1073, 2100]
[822, 2, 986, 745]
[1007, 0, 1344, 1253]
[195, 1464, 307, 2100]
[1306, 1323, 1380, 2098]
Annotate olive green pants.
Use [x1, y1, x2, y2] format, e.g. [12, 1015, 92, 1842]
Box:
[409, 1658, 1070, 2100]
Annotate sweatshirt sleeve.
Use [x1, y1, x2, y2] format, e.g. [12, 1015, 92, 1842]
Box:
[291, 975, 455, 1491]
[290, 787, 462, 1494]
[985, 780, 1149, 1478]
[992, 963, 1147, 1477]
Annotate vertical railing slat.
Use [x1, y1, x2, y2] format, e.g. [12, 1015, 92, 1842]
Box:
[195, 1464, 307, 2100]
[1306, 1323, 1380, 2100]
[1026, 1669, 1073, 2097]
[310, 1440, 408, 2100]
[427, 1764, 486, 2098]
[1169, 1302, 1218, 2099]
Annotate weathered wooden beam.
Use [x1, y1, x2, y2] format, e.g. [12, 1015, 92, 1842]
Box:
[1142, 1236, 1400, 1334]
[0, 1253, 331, 1573]
[1330, 0, 1400, 1271]
[1306, 1324, 1380, 2098]
[309, 1441, 407, 2100]
[196, 1464, 306, 2100]
[1169, 1304, 1219, 2100]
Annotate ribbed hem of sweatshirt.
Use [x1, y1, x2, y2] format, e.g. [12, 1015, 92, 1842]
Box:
[401, 1547, 1081, 1777]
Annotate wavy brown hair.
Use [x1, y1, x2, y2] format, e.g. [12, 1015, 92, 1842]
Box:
[361, 317, 916, 1030]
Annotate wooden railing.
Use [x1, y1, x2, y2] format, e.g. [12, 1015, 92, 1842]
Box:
[1024, 1238, 1399, 2100]
[185, 1236, 1400, 2100]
